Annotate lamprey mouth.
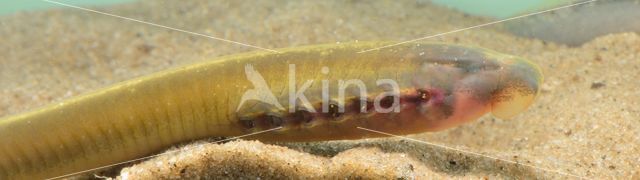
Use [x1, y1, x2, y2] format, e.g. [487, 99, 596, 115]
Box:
[490, 55, 543, 119]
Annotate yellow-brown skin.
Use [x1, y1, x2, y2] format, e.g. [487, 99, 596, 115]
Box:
[0, 42, 542, 179]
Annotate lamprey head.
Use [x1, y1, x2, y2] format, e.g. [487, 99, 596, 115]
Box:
[401, 45, 543, 132]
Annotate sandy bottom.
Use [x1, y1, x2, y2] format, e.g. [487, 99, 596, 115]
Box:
[1, 0, 639, 179]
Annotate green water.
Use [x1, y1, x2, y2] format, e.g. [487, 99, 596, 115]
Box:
[0, 0, 134, 15]
[430, 0, 573, 18]
[2, 0, 575, 18]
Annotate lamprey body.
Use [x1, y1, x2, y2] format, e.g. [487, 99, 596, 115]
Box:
[0, 42, 542, 179]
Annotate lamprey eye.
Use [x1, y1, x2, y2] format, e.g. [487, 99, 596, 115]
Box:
[417, 89, 431, 102]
